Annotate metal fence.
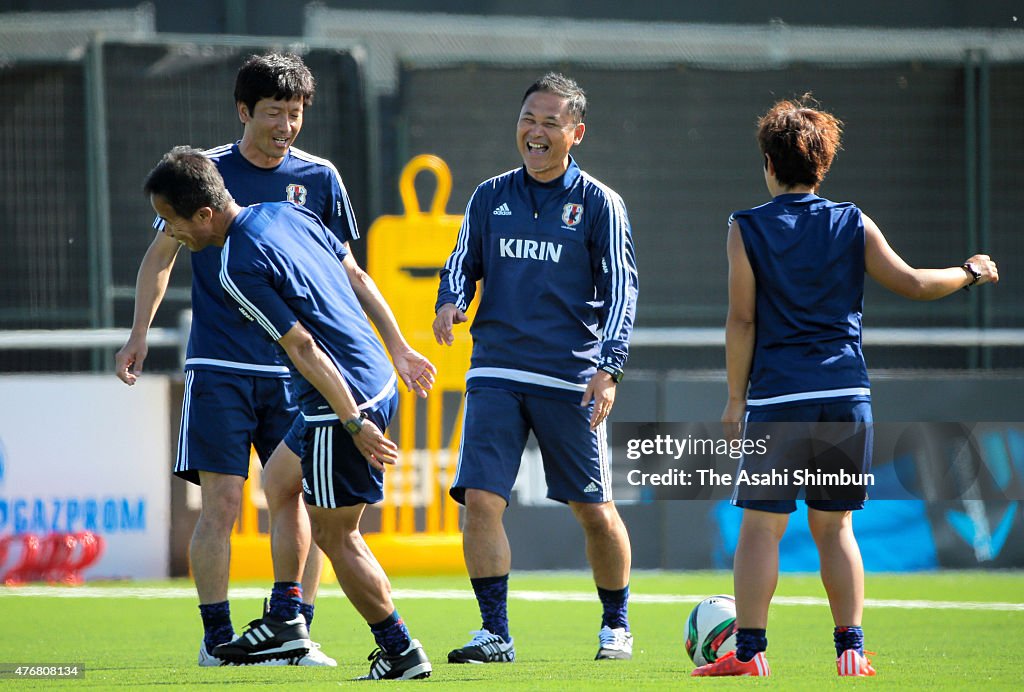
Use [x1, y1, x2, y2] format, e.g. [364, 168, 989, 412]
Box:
[0, 10, 1021, 373]
[0, 32, 368, 373]
[396, 61, 1023, 369]
[309, 9, 1023, 370]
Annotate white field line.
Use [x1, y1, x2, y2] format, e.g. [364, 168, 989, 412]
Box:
[0, 585, 1022, 611]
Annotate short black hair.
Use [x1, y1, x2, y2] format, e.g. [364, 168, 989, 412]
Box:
[143, 146, 232, 219]
[234, 52, 315, 117]
[522, 72, 587, 123]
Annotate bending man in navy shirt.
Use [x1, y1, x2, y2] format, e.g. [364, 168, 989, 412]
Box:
[434, 73, 639, 663]
[143, 146, 434, 681]
[116, 53, 431, 667]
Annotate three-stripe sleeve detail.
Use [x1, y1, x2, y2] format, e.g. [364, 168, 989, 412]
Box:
[443, 191, 479, 312]
[218, 238, 283, 341]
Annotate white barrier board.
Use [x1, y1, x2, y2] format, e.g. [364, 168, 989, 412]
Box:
[0, 375, 170, 579]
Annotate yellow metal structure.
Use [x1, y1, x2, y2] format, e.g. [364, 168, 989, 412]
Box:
[226, 452, 269, 581]
[227, 155, 472, 580]
[365, 155, 474, 574]
[228, 452, 336, 583]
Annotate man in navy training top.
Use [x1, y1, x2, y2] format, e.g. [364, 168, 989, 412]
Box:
[433, 72, 640, 663]
[116, 53, 433, 667]
[692, 96, 999, 678]
[143, 146, 434, 680]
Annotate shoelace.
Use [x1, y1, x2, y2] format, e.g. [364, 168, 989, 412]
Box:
[858, 650, 877, 670]
[238, 618, 266, 636]
[360, 647, 391, 679]
[598, 628, 627, 648]
[466, 629, 503, 646]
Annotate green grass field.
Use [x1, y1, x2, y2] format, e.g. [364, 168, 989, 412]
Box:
[2, 571, 1023, 689]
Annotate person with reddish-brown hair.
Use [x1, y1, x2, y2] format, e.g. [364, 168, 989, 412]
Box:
[693, 95, 998, 678]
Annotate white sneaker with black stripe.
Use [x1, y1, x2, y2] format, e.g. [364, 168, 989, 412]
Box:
[595, 626, 633, 660]
[447, 629, 516, 664]
[198, 642, 233, 667]
[212, 614, 312, 664]
[358, 639, 432, 680]
[199, 641, 281, 667]
[260, 641, 338, 667]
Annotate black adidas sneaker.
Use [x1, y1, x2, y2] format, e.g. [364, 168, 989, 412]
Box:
[357, 639, 432, 680]
[447, 629, 516, 663]
[212, 613, 312, 664]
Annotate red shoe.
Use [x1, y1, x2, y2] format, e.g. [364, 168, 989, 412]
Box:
[691, 650, 770, 677]
[837, 649, 876, 676]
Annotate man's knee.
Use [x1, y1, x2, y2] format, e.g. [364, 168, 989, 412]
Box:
[262, 448, 303, 511]
[197, 473, 245, 531]
[308, 505, 363, 549]
[309, 517, 333, 549]
[464, 489, 507, 521]
[570, 501, 621, 534]
[263, 475, 302, 513]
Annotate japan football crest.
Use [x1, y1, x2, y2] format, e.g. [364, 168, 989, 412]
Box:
[286, 183, 308, 206]
[562, 203, 583, 227]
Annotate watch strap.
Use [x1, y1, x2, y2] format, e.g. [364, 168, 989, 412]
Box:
[962, 262, 981, 289]
[342, 412, 367, 435]
[598, 364, 624, 383]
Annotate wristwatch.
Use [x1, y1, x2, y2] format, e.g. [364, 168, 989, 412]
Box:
[962, 262, 981, 290]
[342, 412, 367, 435]
[598, 364, 624, 383]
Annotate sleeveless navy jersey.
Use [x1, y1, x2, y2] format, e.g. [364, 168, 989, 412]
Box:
[437, 157, 638, 401]
[731, 193, 871, 408]
[219, 202, 395, 423]
[154, 142, 359, 377]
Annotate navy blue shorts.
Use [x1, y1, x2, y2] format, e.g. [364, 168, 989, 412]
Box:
[173, 369, 297, 485]
[282, 415, 306, 458]
[732, 400, 873, 514]
[300, 391, 399, 508]
[450, 386, 610, 505]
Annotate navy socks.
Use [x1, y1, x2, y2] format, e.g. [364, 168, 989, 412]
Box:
[299, 602, 315, 630]
[370, 610, 412, 656]
[834, 625, 865, 657]
[268, 581, 303, 622]
[597, 584, 630, 630]
[735, 628, 768, 662]
[734, 625, 863, 661]
[471, 574, 510, 642]
[199, 601, 233, 650]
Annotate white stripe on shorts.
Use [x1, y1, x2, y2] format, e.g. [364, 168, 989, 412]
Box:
[314, 427, 325, 507]
[174, 371, 194, 475]
[596, 420, 610, 502]
[325, 426, 336, 508]
[312, 426, 338, 509]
